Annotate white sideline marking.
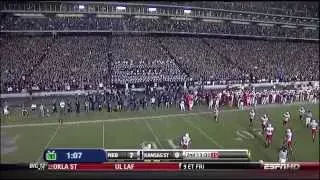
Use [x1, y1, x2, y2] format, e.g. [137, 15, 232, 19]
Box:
[185, 119, 223, 148]
[2, 112, 211, 128]
[37, 126, 61, 162]
[143, 120, 163, 148]
[1, 102, 315, 129]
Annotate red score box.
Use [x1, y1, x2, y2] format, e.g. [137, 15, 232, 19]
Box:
[76, 162, 180, 171]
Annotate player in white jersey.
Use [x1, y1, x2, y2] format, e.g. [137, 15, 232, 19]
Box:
[180, 133, 191, 149]
[180, 99, 185, 112]
[261, 114, 269, 131]
[265, 124, 274, 147]
[249, 109, 255, 128]
[283, 112, 290, 127]
[312, 91, 317, 103]
[31, 104, 37, 111]
[239, 99, 244, 110]
[208, 97, 214, 109]
[39, 104, 44, 117]
[85, 101, 89, 112]
[284, 129, 293, 151]
[310, 120, 318, 142]
[60, 101, 65, 109]
[59, 100, 66, 124]
[299, 107, 305, 121]
[279, 147, 288, 163]
[3, 105, 9, 116]
[215, 97, 220, 109]
[305, 110, 312, 127]
[213, 107, 219, 122]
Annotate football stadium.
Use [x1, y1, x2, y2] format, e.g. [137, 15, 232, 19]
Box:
[0, 1, 319, 179]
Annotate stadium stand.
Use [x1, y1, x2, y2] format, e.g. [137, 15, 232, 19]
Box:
[0, 1, 319, 93]
[1, 35, 318, 93]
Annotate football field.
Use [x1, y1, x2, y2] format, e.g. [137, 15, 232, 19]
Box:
[1, 102, 319, 163]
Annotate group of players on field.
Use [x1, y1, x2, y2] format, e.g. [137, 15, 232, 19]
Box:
[142, 106, 318, 164]
[249, 106, 318, 163]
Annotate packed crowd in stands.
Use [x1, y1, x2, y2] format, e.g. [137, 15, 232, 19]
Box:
[204, 38, 319, 82]
[110, 36, 186, 84]
[1, 36, 111, 93]
[160, 37, 244, 81]
[1, 16, 319, 39]
[1, 34, 318, 94]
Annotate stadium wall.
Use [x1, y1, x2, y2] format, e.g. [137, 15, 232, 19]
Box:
[1, 81, 318, 99]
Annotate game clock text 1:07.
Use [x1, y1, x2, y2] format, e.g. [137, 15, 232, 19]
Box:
[66, 152, 82, 159]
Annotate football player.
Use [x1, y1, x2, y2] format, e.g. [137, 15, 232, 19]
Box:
[39, 104, 44, 118]
[59, 100, 66, 124]
[180, 99, 185, 112]
[284, 129, 293, 151]
[208, 97, 214, 109]
[22, 104, 28, 117]
[213, 106, 219, 122]
[279, 146, 288, 163]
[283, 112, 290, 127]
[265, 124, 274, 147]
[180, 133, 191, 149]
[310, 120, 318, 142]
[31, 103, 37, 112]
[298, 107, 305, 121]
[261, 114, 269, 131]
[3, 104, 9, 117]
[249, 109, 255, 128]
[85, 100, 89, 112]
[305, 110, 312, 127]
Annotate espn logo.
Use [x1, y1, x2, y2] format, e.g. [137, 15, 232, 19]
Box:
[264, 163, 300, 170]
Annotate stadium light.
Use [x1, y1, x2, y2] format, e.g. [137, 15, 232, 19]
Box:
[148, 8, 157, 12]
[184, 9, 191, 14]
[116, 6, 126, 11]
[79, 5, 85, 10]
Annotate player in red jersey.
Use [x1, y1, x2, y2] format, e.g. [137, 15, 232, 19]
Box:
[310, 120, 318, 142]
[284, 128, 293, 151]
[265, 124, 274, 147]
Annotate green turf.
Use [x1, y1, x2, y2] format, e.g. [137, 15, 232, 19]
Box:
[1, 103, 319, 163]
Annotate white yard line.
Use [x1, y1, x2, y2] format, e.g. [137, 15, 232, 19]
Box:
[1, 102, 315, 129]
[143, 120, 163, 148]
[102, 121, 105, 148]
[184, 119, 223, 148]
[37, 126, 61, 162]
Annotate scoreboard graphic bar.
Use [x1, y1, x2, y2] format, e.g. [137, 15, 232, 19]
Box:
[43, 162, 319, 171]
[43, 149, 250, 163]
